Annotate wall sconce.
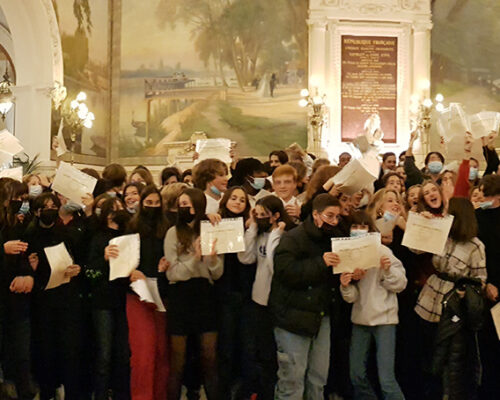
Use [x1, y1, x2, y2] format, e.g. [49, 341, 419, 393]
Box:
[0, 69, 14, 121]
[409, 91, 445, 154]
[299, 88, 327, 156]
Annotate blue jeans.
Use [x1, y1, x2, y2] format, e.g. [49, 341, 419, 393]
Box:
[93, 308, 130, 400]
[274, 317, 330, 400]
[350, 324, 404, 400]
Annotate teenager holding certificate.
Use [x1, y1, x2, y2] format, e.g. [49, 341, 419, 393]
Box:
[126, 185, 170, 400]
[87, 197, 131, 400]
[340, 211, 407, 400]
[25, 192, 84, 400]
[238, 195, 294, 400]
[164, 187, 223, 400]
[215, 186, 255, 400]
[415, 197, 487, 399]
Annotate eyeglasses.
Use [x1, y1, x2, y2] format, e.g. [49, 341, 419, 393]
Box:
[321, 213, 339, 223]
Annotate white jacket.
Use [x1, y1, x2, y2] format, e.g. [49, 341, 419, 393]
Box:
[340, 245, 407, 326]
[238, 224, 283, 306]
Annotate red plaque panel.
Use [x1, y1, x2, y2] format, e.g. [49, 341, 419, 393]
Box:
[341, 35, 397, 143]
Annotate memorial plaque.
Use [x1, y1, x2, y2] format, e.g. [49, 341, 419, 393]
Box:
[341, 35, 398, 143]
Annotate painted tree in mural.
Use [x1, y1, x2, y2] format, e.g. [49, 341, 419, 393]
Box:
[156, 0, 308, 91]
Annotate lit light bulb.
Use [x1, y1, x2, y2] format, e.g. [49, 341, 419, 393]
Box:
[423, 98, 433, 108]
[87, 112, 95, 121]
[436, 103, 445, 112]
[78, 103, 88, 114]
[70, 100, 79, 109]
[300, 88, 309, 97]
[435, 93, 444, 103]
[78, 108, 88, 120]
[298, 99, 308, 108]
[419, 79, 431, 90]
[76, 92, 87, 102]
[410, 94, 420, 103]
[83, 119, 93, 129]
[312, 96, 323, 105]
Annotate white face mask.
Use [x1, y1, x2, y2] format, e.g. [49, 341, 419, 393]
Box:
[29, 185, 43, 197]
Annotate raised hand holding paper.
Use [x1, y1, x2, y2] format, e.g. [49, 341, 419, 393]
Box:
[0, 129, 24, 156]
[331, 233, 381, 274]
[195, 138, 232, 164]
[44, 242, 73, 290]
[402, 212, 454, 255]
[200, 217, 245, 256]
[52, 162, 97, 206]
[332, 156, 379, 195]
[0, 166, 23, 182]
[109, 233, 140, 280]
[130, 277, 166, 312]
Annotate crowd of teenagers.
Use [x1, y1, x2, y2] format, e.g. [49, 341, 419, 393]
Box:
[0, 132, 499, 400]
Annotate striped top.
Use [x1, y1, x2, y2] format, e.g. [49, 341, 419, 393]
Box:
[415, 237, 487, 323]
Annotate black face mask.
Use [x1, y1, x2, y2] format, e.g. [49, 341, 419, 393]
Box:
[8, 200, 22, 214]
[256, 217, 272, 234]
[320, 221, 338, 237]
[40, 209, 59, 226]
[165, 210, 178, 224]
[141, 206, 161, 220]
[112, 210, 131, 231]
[178, 207, 195, 223]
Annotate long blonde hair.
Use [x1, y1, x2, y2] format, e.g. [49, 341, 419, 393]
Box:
[366, 188, 406, 221]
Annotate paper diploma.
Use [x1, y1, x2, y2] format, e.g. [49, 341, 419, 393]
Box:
[402, 212, 454, 255]
[200, 218, 245, 256]
[52, 162, 97, 205]
[195, 138, 232, 164]
[0, 130, 24, 156]
[44, 242, 73, 290]
[331, 233, 381, 274]
[109, 234, 141, 280]
[0, 166, 23, 182]
[333, 156, 379, 195]
[375, 217, 396, 235]
[130, 278, 166, 312]
[491, 303, 500, 341]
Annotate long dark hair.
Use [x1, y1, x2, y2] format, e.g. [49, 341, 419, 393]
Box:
[255, 195, 295, 232]
[128, 185, 168, 239]
[218, 186, 251, 222]
[176, 187, 207, 255]
[448, 197, 477, 243]
[98, 197, 126, 229]
[0, 180, 28, 229]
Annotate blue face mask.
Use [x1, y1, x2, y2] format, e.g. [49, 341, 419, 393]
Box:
[469, 168, 478, 181]
[249, 177, 266, 191]
[428, 161, 443, 174]
[383, 210, 397, 222]
[479, 200, 494, 210]
[350, 229, 368, 238]
[210, 185, 222, 197]
[19, 201, 30, 215]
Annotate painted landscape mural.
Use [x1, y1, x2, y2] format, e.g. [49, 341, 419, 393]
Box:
[118, 0, 308, 158]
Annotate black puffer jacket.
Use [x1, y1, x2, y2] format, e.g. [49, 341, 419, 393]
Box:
[269, 216, 334, 337]
[433, 277, 485, 400]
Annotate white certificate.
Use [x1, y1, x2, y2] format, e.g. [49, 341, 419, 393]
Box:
[491, 302, 500, 341]
[402, 212, 454, 255]
[130, 277, 166, 312]
[438, 103, 470, 142]
[44, 242, 73, 290]
[331, 233, 381, 274]
[52, 161, 97, 206]
[109, 233, 141, 280]
[200, 217, 245, 256]
[333, 156, 379, 195]
[0, 129, 24, 156]
[0, 166, 23, 182]
[195, 138, 232, 164]
[469, 111, 500, 140]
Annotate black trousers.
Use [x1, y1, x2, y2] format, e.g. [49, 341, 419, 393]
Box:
[32, 302, 83, 400]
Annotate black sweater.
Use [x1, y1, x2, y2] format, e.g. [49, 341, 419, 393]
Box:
[476, 207, 500, 288]
[87, 228, 129, 309]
